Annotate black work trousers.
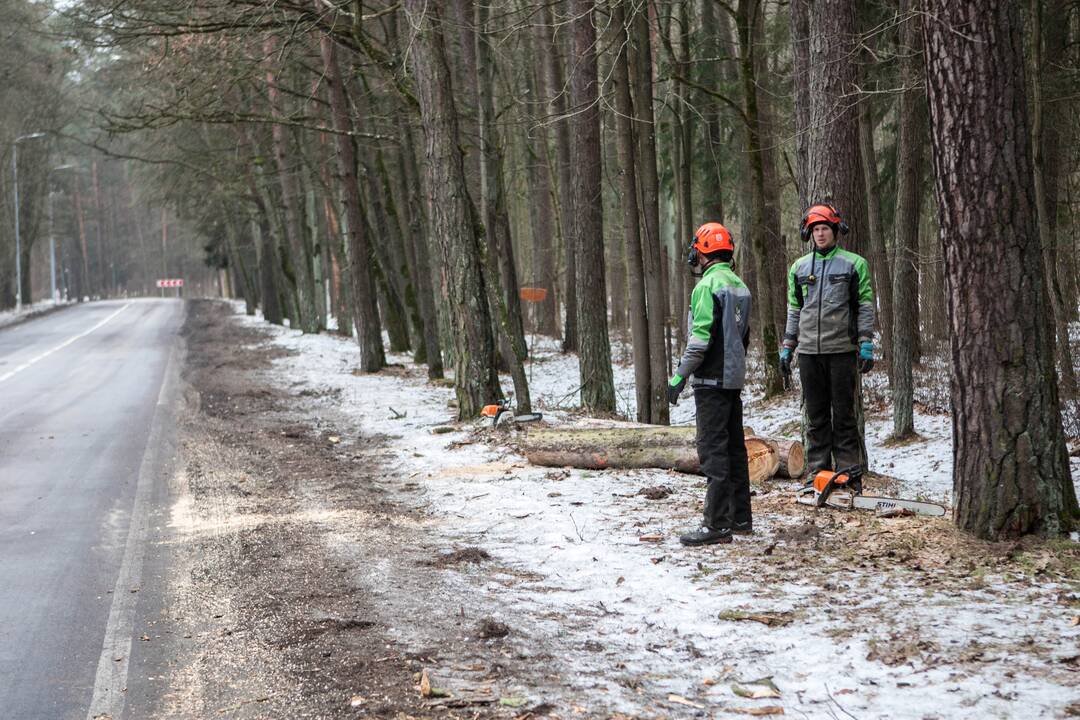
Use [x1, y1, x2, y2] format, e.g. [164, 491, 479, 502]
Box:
[798, 351, 861, 474]
[694, 387, 751, 530]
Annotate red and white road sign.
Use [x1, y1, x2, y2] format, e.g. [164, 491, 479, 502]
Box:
[156, 278, 184, 288]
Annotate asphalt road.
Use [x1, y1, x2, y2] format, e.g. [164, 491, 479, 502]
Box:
[0, 299, 184, 720]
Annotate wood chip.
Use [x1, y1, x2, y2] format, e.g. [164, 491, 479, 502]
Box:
[718, 610, 794, 627]
[667, 694, 705, 709]
[419, 670, 432, 697]
[731, 707, 784, 716]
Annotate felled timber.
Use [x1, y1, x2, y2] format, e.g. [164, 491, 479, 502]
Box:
[521, 426, 794, 483]
[774, 439, 806, 479]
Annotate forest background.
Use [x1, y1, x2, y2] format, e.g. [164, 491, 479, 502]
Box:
[0, 0, 1078, 541]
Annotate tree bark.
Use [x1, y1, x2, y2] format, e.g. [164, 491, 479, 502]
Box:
[790, 0, 811, 207]
[72, 172, 90, 301]
[805, 0, 868, 257]
[612, 0, 652, 423]
[673, 0, 693, 354]
[629, 1, 669, 424]
[403, 0, 500, 419]
[317, 31, 384, 368]
[890, 0, 924, 441]
[254, 211, 283, 325]
[857, 88, 895, 370]
[751, 1, 787, 341]
[922, 0, 1078, 537]
[525, 11, 560, 338]
[538, 3, 577, 352]
[569, 0, 616, 413]
[397, 117, 444, 378]
[699, 0, 735, 222]
[473, 2, 532, 413]
[737, 0, 784, 398]
[92, 161, 106, 297]
[264, 36, 319, 333]
[522, 426, 782, 482]
[1030, 0, 1078, 404]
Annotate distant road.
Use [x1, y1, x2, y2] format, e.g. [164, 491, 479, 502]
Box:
[0, 299, 184, 720]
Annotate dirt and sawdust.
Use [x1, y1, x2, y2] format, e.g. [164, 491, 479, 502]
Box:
[151, 301, 549, 718]
[148, 300, 1080, 719]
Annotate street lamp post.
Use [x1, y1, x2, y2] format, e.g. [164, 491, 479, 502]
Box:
[12, 132, 46, 311]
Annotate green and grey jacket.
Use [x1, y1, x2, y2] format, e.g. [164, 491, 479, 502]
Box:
[674, 262, 752, 389]
[783, 246, 874, 354]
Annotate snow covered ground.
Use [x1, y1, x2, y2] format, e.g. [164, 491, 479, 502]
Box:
[0, 298, 71, 329]
[234, 306, 1080, 719]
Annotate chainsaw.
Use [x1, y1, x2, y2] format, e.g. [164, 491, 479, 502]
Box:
[480, 398, 543, 428]
[795, 466, 947, 517]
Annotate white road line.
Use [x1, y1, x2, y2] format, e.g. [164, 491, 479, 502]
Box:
[0, 303, 130, 384]
[85, 321, 180, 720]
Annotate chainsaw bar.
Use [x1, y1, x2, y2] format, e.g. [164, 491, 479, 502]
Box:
[796, 489, 946, 517]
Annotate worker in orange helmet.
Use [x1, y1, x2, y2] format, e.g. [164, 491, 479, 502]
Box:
[668, 222, 753, 547]
[780, 203, 875, 479]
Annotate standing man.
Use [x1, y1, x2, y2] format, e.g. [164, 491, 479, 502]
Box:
[668, 223, 753, 546]
[779, 204, 875, 478]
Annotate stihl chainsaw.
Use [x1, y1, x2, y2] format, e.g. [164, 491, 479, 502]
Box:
[795, 466, 947, 517]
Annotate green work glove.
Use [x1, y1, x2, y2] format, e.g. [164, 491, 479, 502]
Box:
[667, 374, 686, 405]
[858, 341, 874, 374]
[779, 347, 793, 376]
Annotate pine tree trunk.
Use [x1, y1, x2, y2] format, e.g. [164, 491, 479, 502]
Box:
[222, 207, 258, 315]
[525, 12, 560, 338]
[254, 211, 283, 326]
[1030, 0, 1079, 404]
[751, 2, 787, 343]
[320, 174, 352, 337]
[890, 0, 923, 441]
[737, 0, 784, 398]
[537, 3, 577, 352]
[362, 162, 411, 353]
[403, 0, 500, 419]
[317, 31, 383, 366]
[629, 2, 669, 424]
[857, 89, 895, 370]
[922, 0, 1078, 537]
[699, 0, 734, 222]
[264, 36, 319, 333]
[569, 0, 616, 413]
[790, 0, 811, 208]
[72, 173, 90, 301]
[806, 0, 868, 257]
[397, 118, 444, 378]
[673, 0, 693, 355]
[613, 0, 652, 423]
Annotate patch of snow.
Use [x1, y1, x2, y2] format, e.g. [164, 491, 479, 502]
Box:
[233, 305, 1080, 719]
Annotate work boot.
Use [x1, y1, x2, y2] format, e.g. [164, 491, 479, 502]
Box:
[679, 526, 733, 546]
[732, 520, 753, 535]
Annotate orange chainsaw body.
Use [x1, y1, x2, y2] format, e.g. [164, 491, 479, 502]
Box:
[812, 469, 857, 493]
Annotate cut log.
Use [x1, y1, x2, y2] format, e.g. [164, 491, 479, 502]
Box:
[775, 439, 806, 479]
[522, 426, 782, 483]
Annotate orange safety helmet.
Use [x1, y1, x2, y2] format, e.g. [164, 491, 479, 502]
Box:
[800, 203, 849, 241]
[688, 222, 734, 267]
